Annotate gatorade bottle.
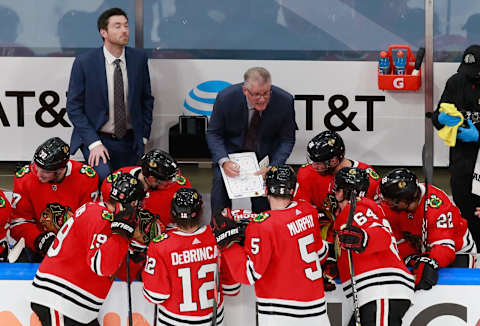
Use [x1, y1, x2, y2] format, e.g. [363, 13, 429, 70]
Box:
[378, 51, 390, 75]
[394, 50, 406, 75]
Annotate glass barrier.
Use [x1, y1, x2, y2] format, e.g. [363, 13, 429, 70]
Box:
[0, 0, 479, 61]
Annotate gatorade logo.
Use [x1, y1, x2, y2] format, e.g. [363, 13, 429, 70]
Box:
[393, 78, 405, 89]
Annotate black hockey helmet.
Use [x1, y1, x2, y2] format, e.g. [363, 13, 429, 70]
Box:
[171, 188, 203, 221]
[307, 130, 345, 162]
[334, 167, 369, 199]
[265, 165, 297, 197]
[140, 149, 178, 181]
[33, 137, 70, 171]
[110, 173, 146, 205]
[380, 168, 419, 202]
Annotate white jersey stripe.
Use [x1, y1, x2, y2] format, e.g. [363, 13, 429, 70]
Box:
[143, 288, 169, 304]
[157, 304, 224, 325]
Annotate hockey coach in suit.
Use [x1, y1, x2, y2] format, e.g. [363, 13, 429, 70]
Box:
[67, 7, 154, 184]
[206, 67, 296, 214]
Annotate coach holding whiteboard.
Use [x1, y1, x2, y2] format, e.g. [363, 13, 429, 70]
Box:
[66, 7, 154, 184]
[207, 67, 296, 214]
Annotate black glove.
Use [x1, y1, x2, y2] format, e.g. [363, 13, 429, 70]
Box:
[211, 208, 243, 249]
[404, 253, 420, 268]
[111, 205, 137, 239]
[129, 241, 147, 264]
[337, 224, 368, 253]
[34, 232, 56, 253]
[322, 257, 338, 292]
[412, 255, 439, 291]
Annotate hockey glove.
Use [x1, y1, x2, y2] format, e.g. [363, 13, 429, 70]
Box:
[412, 255, 439, 291]
[438, 112, 461, 126]
[458, 120, 479, 142]
[322, 257, 338, 292]
[337, 224, 368, 253]
[211, 208, 243, 249]
[39, 203, 72, 233]
[404, 253, 420, 268]
[34, 231, 56, 253]
[111, 204, 137, 239]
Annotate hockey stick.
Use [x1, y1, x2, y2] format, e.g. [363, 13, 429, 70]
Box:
[153, 304, 158, 326]
[126, 253, 133, 326]
[346, 190, 361, 326]
[8, 237, 25, 263]
[421, 144, 432, 252]
[211, 246, 221, 326]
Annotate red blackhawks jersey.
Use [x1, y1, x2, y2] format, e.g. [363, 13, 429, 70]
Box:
[0, 190, 12, 257]
[223, 200, 330, 326]
[142, 226, 240, 326]
[30, 202, 140, 324]
[10, 161, 99, 250]
[334, 197, 414, 308]
[379, 184, 476, 268]
[295, 160, 380, 208]
[101, 166, 192, 226]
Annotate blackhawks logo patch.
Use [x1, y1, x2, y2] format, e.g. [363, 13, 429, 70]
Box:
[253, 212, 270, 223]
[428, 194, 442, 208]
[366, 168, 380, 180]
[80, 165, 97, 177]
[176, 174, 186, 185]
[153, 233, 169, 243]
[101, 210, 114, 221]
[106, 171, 122, 183]
[15, 165, 30, 178]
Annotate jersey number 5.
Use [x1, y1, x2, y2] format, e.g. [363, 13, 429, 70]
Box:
[298, 233, 322, 281]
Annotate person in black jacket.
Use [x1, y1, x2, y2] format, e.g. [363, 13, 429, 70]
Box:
[433, 45, 480, 247]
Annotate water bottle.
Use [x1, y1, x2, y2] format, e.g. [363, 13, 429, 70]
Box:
[394, 50, 407, 75]
[378, 51, 390, 75]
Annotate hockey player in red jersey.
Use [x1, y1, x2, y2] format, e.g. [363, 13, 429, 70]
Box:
[294, 130, 381, 291]
[30, 173, 158, 325]
[142, 188, 240, 325]
[334, 167, 414, 326]
[101, 149, 191, 227]
[0, 189, 12, 262]
[379, 168, 477, 290]
[10, 137, 99, 262]
[213, 165, 331, 326]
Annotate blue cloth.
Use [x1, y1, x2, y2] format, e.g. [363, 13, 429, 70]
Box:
[66, 46, 154, 159]
[458, 120, 479, 142]
[438, 112, 462, 126]
[206, 83, 296, 213]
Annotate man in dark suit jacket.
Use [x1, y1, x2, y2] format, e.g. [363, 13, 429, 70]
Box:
[207, 67, 296, 213]
[67, 7, 154, 184]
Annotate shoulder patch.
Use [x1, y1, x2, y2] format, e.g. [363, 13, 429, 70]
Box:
[106, 171, 122, 183]
[176, 174, 186, 185]
[252, 212, 270, 223]
[80, 164, 97, 177]
[101, 210, 114, 221]
[428, 194, 442, 208]
[366, 168, 380, 180]
[301, 163, 310, 168]
[0, 196, 5, 208]
[15, 165, 31, 178]
[152, 233, 169, 243]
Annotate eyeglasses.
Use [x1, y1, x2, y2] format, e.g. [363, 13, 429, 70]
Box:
[245, 88, 272, 99]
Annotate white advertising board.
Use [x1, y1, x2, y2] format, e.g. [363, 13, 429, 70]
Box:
[0, 57, 458, 165]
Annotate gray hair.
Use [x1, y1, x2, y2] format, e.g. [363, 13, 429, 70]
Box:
[243, 67, 271, 87]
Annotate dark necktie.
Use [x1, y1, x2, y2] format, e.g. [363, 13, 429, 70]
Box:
[113, 59, 127, 138]
[243, 109, 261, 152]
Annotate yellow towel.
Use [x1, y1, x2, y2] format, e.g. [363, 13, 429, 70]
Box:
[437, 103, 464, 147]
